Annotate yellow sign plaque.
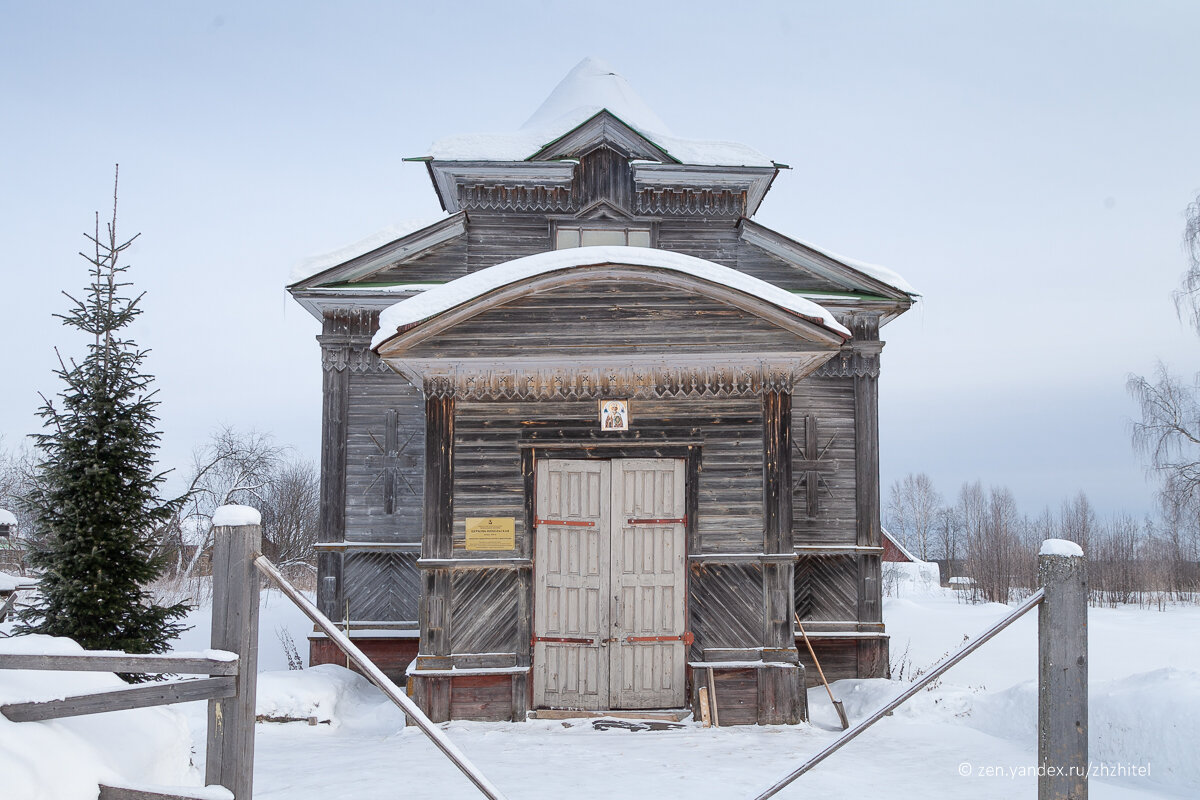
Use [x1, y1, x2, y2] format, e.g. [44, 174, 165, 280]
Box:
[464, 517, 516, 551]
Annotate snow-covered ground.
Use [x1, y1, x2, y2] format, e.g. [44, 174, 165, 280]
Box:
[2, 574, 1195, 799]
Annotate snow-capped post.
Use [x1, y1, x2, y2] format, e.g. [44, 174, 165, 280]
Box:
[1038, 538, 1087, 800]
[208, 505, 262, 800]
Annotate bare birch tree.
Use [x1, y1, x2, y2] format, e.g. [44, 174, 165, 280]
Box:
[886, 472, 942, 560]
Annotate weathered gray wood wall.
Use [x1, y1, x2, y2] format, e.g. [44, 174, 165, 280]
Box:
[306, 137, 900, 692]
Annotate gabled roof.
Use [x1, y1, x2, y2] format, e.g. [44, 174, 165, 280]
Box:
[738, 219, 919, 300]
[288, 213, 465, 289]
[422, 58, 775, 168]
[371, 245, 851, 351]
[882, 526, 922, 563]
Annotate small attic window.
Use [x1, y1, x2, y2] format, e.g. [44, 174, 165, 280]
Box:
[555, 225, 652, 250]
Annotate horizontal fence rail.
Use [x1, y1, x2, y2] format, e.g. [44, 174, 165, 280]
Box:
[2, 676, 237, 723]
[0, 651, 238, 676]
[751, 588, 1047, 800]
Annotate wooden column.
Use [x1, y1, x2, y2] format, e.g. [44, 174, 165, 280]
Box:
[317, 320, 349, 622]
[851, 314, 884, 641]
[762, 389, 794, 654]
[419, 390, 454, 719]
[207, 516, 260, 800]
[511, 447, 536, 721]
[1038, 543, 1088, 800]
[762, 389, 803, 723]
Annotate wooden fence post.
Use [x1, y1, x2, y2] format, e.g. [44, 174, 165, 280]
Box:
[207, 506, 261, 800]
[1038, 539, 1088, 800]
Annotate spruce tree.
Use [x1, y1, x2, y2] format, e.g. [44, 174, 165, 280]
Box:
[17, 170, 188, 659]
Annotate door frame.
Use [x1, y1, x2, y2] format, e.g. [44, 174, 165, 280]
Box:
[521, 439, 701, 710]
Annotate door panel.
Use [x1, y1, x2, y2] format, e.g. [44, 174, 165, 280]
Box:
[534, 457, 686, 710]
[533, 459, 609, 710]
[609, 459, 687, 708]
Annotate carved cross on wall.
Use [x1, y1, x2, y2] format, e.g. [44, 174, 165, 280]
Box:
[366, 409, 419, 514]
[794, 414, 838, 519]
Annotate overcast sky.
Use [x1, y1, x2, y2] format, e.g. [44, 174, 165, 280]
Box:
[3, 1, 1198, 518]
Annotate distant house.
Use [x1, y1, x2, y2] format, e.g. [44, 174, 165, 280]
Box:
[288, 58, 917, 723]
[881, 527, 919, 563]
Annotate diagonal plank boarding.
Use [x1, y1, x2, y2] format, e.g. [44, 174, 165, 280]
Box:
[534, 457, 686, 711]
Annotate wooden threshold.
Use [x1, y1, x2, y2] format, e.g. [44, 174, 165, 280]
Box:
[529, 708, 691, 722]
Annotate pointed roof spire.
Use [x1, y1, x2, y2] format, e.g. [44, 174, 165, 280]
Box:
[520, 57, 673, 136]
[423, 58, 774, 168]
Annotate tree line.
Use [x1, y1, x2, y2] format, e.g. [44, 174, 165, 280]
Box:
[885, 475, 1199, 607]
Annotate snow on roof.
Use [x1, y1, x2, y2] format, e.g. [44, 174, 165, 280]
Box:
[426, 57, 775, 168]
[881, 526, 924, 563]
[0, 508, 16, 527]
[793, 235, 918, 296]
[289, 215, 449, 286]
[372, 245, 850, 350]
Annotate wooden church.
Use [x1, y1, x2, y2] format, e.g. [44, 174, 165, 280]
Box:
[288, 58, 916, 724]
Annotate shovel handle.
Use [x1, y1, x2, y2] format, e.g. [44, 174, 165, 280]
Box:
[795, 612, 839, 707]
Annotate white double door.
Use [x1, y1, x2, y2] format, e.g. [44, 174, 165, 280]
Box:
[533, 458, 687, 710]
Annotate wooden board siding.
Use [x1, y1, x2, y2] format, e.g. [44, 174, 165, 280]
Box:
[791, 377, 857, 546]
[467, 212, 553, 272]
[362, 215, 853, 295]
[710, 668, 758, 726]
[735, 239, 851, 293]
[448, 674, 516, 722]
[402, 282, 825, 360]
[452, 398, 764, 556]
[368, 236, 469, 284]
[795, 638, 859, 686]
[655, 219, 740, 267]
[344, 370, 425, 544]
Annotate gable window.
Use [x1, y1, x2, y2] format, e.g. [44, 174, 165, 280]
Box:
[555, 225, 652, 250]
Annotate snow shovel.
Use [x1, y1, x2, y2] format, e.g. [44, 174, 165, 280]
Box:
[795, 612, 850, 730]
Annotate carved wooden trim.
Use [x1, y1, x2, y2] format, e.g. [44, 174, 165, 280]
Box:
[458, 183, 574, 212]
[812, 347, 881, 379]
[320, 341, 392, 373]
[411, 359, 827, 400]
[635, 187, 746, 217]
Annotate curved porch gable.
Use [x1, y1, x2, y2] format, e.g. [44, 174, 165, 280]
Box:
[372, 246, 850, 400]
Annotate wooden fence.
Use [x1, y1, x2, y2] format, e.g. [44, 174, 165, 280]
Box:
[0, 513, 505, 800]
[754, 540, 1089, 800]
[1, 517, 1088, 800]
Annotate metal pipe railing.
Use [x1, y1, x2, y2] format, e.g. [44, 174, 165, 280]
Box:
[253, 554, 509, 800]
[750, 588, 1046, 800]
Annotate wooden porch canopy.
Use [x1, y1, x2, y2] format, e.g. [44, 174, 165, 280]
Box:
[370, 246, 851, 398]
